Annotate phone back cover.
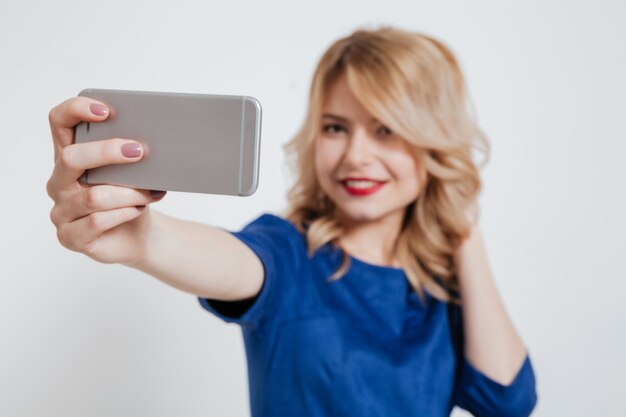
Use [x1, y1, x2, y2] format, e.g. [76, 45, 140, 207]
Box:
[75, 89, 261, 196]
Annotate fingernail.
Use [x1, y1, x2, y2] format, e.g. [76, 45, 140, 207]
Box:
[89, 103, 108, 116]
[150, 190, 166, 199]
[121, 143, 142, 158]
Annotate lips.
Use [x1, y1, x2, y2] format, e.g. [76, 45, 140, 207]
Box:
[340, 177, 387, 196]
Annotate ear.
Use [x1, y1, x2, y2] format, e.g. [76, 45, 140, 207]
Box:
[419, 165, 429, 188]
[414, 151, 430, 189]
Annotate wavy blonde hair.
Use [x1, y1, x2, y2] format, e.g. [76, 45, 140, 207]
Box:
[282, 27, 489, 303]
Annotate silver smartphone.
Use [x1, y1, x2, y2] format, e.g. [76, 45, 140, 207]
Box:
[74, 89, 261, 196]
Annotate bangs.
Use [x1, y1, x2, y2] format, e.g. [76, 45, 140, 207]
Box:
[344, 64, 415, 139]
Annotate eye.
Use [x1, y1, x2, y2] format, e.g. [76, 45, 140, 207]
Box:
[322, 123, 347, 135]
[377, 125, 393, 136]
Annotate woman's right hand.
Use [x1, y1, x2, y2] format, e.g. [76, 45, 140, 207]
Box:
[47, 96, 166, 266]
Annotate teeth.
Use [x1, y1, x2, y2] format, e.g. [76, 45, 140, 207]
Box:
[345, 180, 378, 189]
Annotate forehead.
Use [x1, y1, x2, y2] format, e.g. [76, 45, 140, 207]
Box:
[322, 73, 375, 122]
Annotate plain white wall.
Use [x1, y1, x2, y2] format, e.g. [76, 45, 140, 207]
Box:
[1, 0, 624, 416]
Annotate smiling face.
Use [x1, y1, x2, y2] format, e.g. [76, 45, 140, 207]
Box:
[314, 73, 426, 230]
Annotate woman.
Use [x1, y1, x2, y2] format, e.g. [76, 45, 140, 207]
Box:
[47, 27, 537, 416]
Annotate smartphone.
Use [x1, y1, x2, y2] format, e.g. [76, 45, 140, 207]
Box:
[74, 89, 262, 196]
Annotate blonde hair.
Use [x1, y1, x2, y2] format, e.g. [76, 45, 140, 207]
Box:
[282, 27, 489, 303]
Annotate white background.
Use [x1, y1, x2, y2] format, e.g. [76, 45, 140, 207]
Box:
[1, 0, 624, 416]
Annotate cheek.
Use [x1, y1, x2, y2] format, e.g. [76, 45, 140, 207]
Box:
[390, 153, 423, 192]
[314, 139, 342, 181]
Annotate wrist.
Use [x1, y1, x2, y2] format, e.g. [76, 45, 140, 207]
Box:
[122, 206, 161, 270]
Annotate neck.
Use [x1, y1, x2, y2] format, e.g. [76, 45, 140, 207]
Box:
[335, 209, 405, 268]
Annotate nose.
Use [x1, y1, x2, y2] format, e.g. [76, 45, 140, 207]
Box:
[343, 128, 375, 166]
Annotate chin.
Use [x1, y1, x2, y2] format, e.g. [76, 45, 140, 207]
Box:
[336, 205, 388, 224]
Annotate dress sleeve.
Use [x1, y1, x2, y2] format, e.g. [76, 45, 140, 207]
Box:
[198, 213, 305, 329]
[449, 304, 538, 416]
[454, 354, 538, 417]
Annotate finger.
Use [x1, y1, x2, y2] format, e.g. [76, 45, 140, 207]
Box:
[49, 96, 111, 161]
[49, 138, 144, 190]
[51, 186, 165, 225]
[57, 205, 146, 253]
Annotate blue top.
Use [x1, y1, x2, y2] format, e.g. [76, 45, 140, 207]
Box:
[199, 214, 537, 417]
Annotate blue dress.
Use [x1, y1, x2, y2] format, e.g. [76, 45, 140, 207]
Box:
[199, 214, 537, 416]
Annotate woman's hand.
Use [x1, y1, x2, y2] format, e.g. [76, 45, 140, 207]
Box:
[46, 96, 166, 265]
[452, 199, 528, 386]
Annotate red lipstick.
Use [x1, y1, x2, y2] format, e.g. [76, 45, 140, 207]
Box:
[340, 178, 386, 196]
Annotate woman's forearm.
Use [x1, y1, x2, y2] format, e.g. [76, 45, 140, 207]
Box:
[454, 226, 527, 385]
[127, 208, 264, 301]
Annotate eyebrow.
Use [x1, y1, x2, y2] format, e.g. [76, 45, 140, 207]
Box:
[321, 113, 380, 123]
[321, 113, 349, 122]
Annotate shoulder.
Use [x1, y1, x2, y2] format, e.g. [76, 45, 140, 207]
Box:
[242, 213, 300, 231]
[236, 213, 304, 243]
[232, 212, 308, 262]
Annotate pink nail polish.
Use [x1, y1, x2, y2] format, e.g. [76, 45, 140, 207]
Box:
[89, 103, 108, 116]
[150, 190, 167, 199]
[122, 143, 142, 158]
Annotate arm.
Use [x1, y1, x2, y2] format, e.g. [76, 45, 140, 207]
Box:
[128, 209, 264, 300]
[47, 96, 264, 301]
[454, 225, 527, 385]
